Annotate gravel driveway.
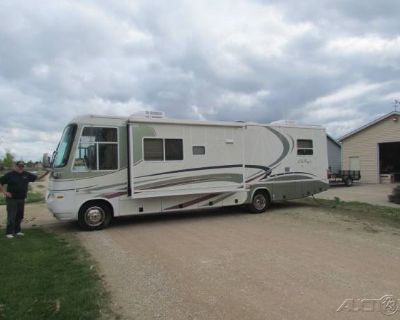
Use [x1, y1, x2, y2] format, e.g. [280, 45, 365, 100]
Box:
[2, 196, 400, 319]
[71, 203, 400, 320]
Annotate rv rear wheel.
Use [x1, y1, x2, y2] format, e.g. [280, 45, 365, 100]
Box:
[78, 202, 112, 231]
[249, 190, 270, 214]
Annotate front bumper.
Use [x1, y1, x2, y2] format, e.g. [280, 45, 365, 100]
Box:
[46, 191, 77, 221]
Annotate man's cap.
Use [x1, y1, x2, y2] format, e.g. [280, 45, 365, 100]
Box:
[15, 160, 25, 166]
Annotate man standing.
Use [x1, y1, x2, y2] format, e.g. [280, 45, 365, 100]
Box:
[0, 161, 48, 238]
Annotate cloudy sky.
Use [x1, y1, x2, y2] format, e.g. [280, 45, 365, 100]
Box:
[1, 0, 399, 161]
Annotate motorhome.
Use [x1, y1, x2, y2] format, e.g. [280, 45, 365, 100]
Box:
[47, 112, 329, 230]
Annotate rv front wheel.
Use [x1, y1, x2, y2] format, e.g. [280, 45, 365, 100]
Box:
[249, 191, 270, 214]
[79, 202, 112, 231]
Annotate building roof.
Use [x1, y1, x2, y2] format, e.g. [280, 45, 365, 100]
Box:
[327, 134, 341, 147]
[338, 111, 400, 142]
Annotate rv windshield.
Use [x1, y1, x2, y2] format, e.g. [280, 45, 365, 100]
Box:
[53, 124, 77, 168]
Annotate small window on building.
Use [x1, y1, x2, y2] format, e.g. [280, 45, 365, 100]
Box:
[165, 139, 183, 160]
[192, 146, 205, 155]
[297, 139, 313, 155]
[144, 138, 164, 161]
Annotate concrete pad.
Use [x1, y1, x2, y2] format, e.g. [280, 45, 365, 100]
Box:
[317, 183, 400, 208]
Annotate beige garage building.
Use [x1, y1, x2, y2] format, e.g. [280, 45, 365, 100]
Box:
[339, 111, 400, 184]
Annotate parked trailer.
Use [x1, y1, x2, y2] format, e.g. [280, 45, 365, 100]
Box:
[47, 112, 329, 230]
[328, 170, 361, 186]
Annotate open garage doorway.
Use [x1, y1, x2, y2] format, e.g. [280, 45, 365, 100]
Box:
[379, 142, 400, 183]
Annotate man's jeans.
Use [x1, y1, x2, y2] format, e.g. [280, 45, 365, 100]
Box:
[6, 198, 25, 235]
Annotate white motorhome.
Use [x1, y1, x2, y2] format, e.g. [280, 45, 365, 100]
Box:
[47, 112, 329, 230]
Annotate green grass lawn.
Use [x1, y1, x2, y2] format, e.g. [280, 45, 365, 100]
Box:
[302, 197, 400, 227]
[0, 229, 112, 320]
[0, 192, 44, 206]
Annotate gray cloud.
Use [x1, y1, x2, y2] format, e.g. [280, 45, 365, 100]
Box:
[0, 0, 399, 160]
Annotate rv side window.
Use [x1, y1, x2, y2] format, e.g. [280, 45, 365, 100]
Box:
[73, 127, 118, 171]
[99, 144, 118, 170]
[192, 146, 205, 155]
[165, 139, 183, 160]
[143, 138, 183, 161]
[144, 138, 164, 161]
[297, 139, 313, 155]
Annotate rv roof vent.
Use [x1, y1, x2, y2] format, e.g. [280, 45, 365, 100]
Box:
[131, 110, 165, 119]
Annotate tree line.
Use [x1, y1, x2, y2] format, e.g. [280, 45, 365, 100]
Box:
[0, 151, 14, 170]
[0, 151, 48, 170]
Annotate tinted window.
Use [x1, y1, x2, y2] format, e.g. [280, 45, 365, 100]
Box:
[165, 139, 183, 160]
[99, 144, 118, 170]
[297, 149, 313, 155]
[143, 138, 184, 161]
[144, 139, 163, 161]
[82, 127, 117, 142]
[73, 127, 118, 171]
[297, 139, 313, 155]
[297, 139, 313, 148]
[53, 124, 77, 168]
[192, 146, 205, 155]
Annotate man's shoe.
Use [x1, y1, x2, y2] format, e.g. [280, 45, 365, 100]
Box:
[16, 232, 24, 236]
[6, 234, 14, 238]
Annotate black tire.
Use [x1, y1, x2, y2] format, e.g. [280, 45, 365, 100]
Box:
[78, 201, 112, 231]
[248, 190, 270, 214]
[344, 177, 353, 187]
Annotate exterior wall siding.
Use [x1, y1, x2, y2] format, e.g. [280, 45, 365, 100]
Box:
[327, 138, 341, 173]
[342, 116, 400, 183]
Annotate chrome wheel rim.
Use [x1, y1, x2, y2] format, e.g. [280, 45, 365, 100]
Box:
[84, 206, 105, 227]
[253, 194, 266, 211]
